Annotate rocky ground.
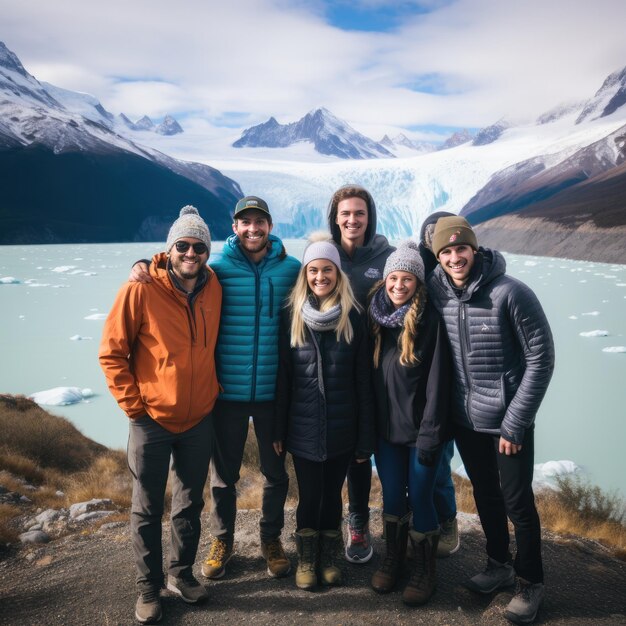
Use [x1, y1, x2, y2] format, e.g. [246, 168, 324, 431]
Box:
[0, 508, 624, 626]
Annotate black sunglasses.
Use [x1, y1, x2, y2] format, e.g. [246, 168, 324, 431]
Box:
[174, 241, 208, 254]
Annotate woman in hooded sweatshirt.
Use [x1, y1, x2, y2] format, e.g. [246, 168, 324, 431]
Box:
[274, 236, 374, 591]
[368, 240, 451, 606]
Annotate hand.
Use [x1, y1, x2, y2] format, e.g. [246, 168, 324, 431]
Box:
[273, 441, 283, 456]
[355, 457, 369, 464]
[129, 262, 151, 283]
[418, 449, 436, 467]
[499, 437, 522, 455]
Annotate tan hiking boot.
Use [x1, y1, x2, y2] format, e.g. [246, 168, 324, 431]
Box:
[437, 516, 460, 557]
[261, 538, 291, 578]
[135, 588, 162, 624]
[201, 537, 232, 579]
[294, 528, 319, 590]
[319, 529, 343, 586]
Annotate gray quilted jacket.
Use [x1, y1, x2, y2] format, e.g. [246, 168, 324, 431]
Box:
[427, 248, 555, 444]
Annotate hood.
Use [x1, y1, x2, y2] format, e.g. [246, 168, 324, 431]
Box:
[327, 184, 377, 246]
[418, 210, 455, 246]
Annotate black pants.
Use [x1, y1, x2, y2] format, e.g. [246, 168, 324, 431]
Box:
[209, 400, 289, 543]
[454, 424, 543, 584]
[347, 457, 372, 519]
[293, 452, 353, 531]
[127, 414, 211, 591]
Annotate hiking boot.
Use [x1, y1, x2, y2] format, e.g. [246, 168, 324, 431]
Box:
[402, 529, 439, 606]
[371, 512, 409, 594]
[201, 537, 232, 579]
[166, 573, 209, 604]
[345, 513, 373, 564]
[294, 528, 319, 590]
[261, 538, 291, 578]
[437, 516, 460, 557]
[135, 588, 162, 624]
[465, 557, 516, 594]
[505, 579, 545, 624]
[319, 529, 343, 586]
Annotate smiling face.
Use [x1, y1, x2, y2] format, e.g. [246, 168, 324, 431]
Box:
[233, 209, 273, 262]
[335, 197, 368, 249]
[168, 237, 209, 288]
[438, 243, 476, 287]
[385, 270, 418, 308]
[306, 259, 338, 303]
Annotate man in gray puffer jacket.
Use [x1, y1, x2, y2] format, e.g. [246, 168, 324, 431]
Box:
[427, 216, 554, 626]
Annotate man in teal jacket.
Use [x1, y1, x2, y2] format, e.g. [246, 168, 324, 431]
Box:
[130, 196, 300, 580]
[203, 196, 300, 580]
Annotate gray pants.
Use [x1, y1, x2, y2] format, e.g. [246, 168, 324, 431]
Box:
[209, 400, 289, 543]
[127, 414, 212, 591]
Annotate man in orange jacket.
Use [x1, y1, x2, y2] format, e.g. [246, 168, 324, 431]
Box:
[99, 206, 222, 624]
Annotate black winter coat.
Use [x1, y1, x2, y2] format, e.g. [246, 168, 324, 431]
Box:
[427, 248, 555, 445]
[275, 309, 375, 462]
[373, 301, 451, 452]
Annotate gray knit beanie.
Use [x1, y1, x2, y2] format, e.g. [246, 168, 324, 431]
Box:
[165, 205, 211, 254]
[383, 240, 425, 283]
[302, 240, 342, 270]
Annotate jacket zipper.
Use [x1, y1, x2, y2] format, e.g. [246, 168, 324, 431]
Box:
[459, 302, 475, 428]
[251, 263, 261, 402]
[269, 278, 274, 319]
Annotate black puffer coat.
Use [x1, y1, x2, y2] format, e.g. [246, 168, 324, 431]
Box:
[274, 309, 375, 462]
[427, 248, 555, 445]
[373, 301, 451, 452]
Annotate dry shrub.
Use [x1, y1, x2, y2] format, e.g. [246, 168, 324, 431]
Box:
[453, 474, 477, 514]
[536, 475, 626, 556]
[0, 395, 106, 471]
[63, 451, 131, 508]
[0, 504, 21, 543]
[0, 449, 46, 485]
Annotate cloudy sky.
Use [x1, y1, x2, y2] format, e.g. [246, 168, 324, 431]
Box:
[2, 0, 626, 142]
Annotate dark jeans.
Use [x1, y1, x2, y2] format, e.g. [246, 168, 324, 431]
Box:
[434, 440, 457, 522]
[127, 414, 211, 591]
[454, 424, 543, 583]
[347, 457, 372, 519]
[375, 437, 442, 533]
[293, 452, 353, 531]
[209, 400, 289, 543]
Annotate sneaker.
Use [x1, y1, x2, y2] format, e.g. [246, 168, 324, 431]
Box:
[261, 538, 291, 578]
[345, 513, 373, 564]
[201, 537, 232, 579]
[505, 579, 545, 624]
[135, 588, 162, 624]
[465, 557, 516, 594]
[166, 573, 209, 604]
[437, 516, 460, 557]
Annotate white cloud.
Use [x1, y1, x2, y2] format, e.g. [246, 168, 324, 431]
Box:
[2, 0, 626, 135]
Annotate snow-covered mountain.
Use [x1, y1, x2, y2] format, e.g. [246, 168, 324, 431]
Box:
[233, 107, 394, 159]
[576, 67, 626, 124]
[0, 41, 237, 244]
[380, 133, 436, 155]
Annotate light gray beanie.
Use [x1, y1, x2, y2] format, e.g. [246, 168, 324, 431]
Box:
[302, 240, 342, 270]
[383, 240, 425, 283]
[165, 205, 211, 254]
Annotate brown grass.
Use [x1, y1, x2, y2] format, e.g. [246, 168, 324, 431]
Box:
[1, 396, 624, 559]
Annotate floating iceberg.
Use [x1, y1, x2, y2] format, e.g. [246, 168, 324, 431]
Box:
[69, 335, 93, 341]
[29, 387, 94, 406]
[84, 313, 107, 320]
[579, 330, 609, 337]
[602, 346, 626, 353]
[0, 276, 20, 284]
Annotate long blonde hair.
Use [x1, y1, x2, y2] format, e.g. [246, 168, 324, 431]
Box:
[287, 262, 360, 348]
[369, 279, 427, 368]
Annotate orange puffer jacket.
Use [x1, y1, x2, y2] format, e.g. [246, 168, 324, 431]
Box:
[99, 252, 222, 433]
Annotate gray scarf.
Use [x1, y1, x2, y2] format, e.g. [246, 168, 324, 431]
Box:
[369, 285, 410, 328]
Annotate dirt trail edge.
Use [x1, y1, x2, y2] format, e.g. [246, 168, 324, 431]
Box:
[1, 509, 624, 625]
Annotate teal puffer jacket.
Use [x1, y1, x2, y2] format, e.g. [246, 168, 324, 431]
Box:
[212, 234, 301, 402]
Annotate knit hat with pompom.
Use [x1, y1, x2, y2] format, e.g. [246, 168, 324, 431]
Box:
[165, 205, 211, 254]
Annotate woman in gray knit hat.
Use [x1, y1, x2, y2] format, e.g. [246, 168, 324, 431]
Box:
[367, 240, 452, 606]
